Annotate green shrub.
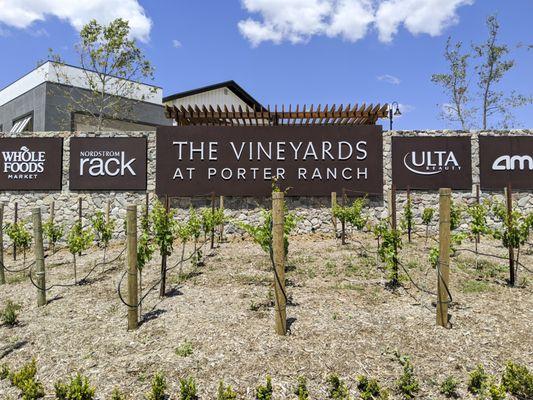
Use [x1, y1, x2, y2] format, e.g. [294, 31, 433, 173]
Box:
[396, 355, 419, 399]
[488, 382, 507, 400]
[327, 374, 350, 399]
[110, 388, 127, 400]
[43, 219, 64, 252]
[145, 372, 167, 400]
[54, 373, 95, 400]
[294, 376, 309, 400]
[91, 211, 115, 250]
[1, 300, 21, 326]
[10, 359, 37, 389]
[179, 377, 198, 400]
[439, 376, 459, 398]
[357, 375, 388, 400]
[256, 375, 273, 400]
[175, 341, 193, 357]
[5, 221, 32, 263]
[468, 364, 490, 395]
[501, 361, 533, 399]
[20, 378, 45, 399]
[0, 363, 10, 380]
[217, 381, 237, 400]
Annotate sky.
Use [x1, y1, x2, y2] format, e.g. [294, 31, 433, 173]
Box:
[0, 0, 531, 130]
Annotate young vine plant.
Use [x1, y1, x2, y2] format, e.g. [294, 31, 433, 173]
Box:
[66, 221, 93, 283]
[5, 221, 32, 267]
[43, 219, 64, 254]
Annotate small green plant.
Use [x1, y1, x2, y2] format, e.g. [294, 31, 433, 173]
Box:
[20, 378, 45, 400]
[91, 211, 115, 260]
[43, 219, 64, 253]
[187, 207, 202, 252]
[175, 341, 193, 357]
[401, 196, 414, 243]
[1, 300, 21, 326]
[179, 377, 198, 400]
[256, 375, 273, 400]
[10, 359, 37, 389]
[468, 364, 490, 395]
[439, 376, 459, 398]
[428, 246, 439, 269]
[327, 374, 351, 399]
[377, 223, 402, 287]
[0, 363, 10, 380]
[501, 361, 533, 399]
[357, 375, 389, 400]
[217, 381, 237, 400]
[151, 199, 177, 296]
[294, 376, 309, 400]
[421, 207, 434, 244]
[145, 372, 167, 400]
[110, 388, 127, 400]
[54, 373, 95, 400]
[67, 221, 94, 283]
[333, 197, 368, 233]
[396, 354, 419, 399]
[488, 382, 507, 400]
[6, 220, 32, 266]
[175, 221, 192, 275]
[450, 200, 462, 231]
[137, 206, 155, 313]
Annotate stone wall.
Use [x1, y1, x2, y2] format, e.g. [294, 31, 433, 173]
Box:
[1, 129, 532, 238]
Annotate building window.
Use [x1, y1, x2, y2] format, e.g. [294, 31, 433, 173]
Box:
[11, 114, 33, 133]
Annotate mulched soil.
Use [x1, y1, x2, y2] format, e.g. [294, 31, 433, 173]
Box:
[0, 230, 532, 399]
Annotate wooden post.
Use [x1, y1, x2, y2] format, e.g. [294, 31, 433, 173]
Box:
[406, 186, 412, 243]
[437, 188, 451, 328]
[0, 203, 4, 285]
[145, 193, 150, 220]
[389, 184, 398, 285]
[218, 196, 224, 242]
[32, 207, 46, 307]
[126, 205, 138, 330]
[272, 191, 287, 335]
[159, 196, 170, 297]
[210, 192, 216, 249]
[13, 202, 18, 261]
[78, 197, 82, 256]
[331, 192, 337, 238]
[475, 184, 480, 244]
[49, 201, 55, 253]
[341, 188, 346, 245]
[504, 185, 515, 286]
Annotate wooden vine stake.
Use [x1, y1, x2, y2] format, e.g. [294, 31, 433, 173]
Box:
[160, 195, 170, 297]
[272, 191, 287, 335]
[341, 188, 347, 245]
[504, 184, 515, 286]
[218, 196, 224, 242]
[32, 207, 46, 307]
[49, 201, 55, 253]
[126, 204, 138, 330]
[331, 192, 337, 238]
[78, 197, 83, 256]
[406, 186, 412, 243]
[210, 192, 216, 249]
[0, 203, 5, 285]
[437, 188, 451, 328]
[389, 184, 399, 284]
[475, 184, 480, 244]
[13, 201, 18, 261]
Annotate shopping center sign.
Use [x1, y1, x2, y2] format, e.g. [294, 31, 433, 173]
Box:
[0, 137, 63, 190]
[156, 125, 383, 196]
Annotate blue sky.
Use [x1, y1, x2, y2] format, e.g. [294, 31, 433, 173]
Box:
[0, 0, 531, 130]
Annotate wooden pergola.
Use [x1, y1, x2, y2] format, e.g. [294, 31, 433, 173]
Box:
[164, 103, 389, 126]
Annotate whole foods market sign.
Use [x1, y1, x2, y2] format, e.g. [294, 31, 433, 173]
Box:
[69, 137, 147, 191]
[0, 137, 63, 190]
[156, 125, 383, 196]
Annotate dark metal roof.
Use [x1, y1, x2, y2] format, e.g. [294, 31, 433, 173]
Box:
[162, 80, 265, 110]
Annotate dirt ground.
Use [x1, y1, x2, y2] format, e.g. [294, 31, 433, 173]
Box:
[0, 229, 532, 399]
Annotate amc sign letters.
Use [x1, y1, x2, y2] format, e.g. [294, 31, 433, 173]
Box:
[0, 138, 63, 190]
[479, 136, 533, 189]
[392, 136, 472, 190]
[69, 137, 147, 191]
[156, 125, 383, 196]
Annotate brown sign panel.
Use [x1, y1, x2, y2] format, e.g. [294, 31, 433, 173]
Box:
[69, 137, 147, 191]
[479, 136, 533, 190]
[0, 137, 63, 191]
[156, 125, 383, 196]
[392, 136, 472, 190]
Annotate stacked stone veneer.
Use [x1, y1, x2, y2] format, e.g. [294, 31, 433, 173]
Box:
[1, 130, 532, 237]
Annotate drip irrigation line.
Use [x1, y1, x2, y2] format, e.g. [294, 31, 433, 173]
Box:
[397, 259, 437, 296]
[454, 248, 531, 274]
[0, 260, 35, 273]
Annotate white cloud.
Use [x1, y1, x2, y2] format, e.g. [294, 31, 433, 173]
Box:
[377, 74, 401, 85]
[0, 0, 152, 42]
[239, 0, 473, 46]
[172, 39, 182, 48]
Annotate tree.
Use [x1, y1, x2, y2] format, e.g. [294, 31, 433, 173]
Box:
[432, 15, 531, 129]
[431, 37, 474, 130]
[49, 18, 156, 131]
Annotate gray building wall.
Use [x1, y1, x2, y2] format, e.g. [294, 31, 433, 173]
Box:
[0, 82, 47, 131]
[0, 82, 170, 132]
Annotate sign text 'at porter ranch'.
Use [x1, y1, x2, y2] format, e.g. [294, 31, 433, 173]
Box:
[156, 126, 383, 196]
